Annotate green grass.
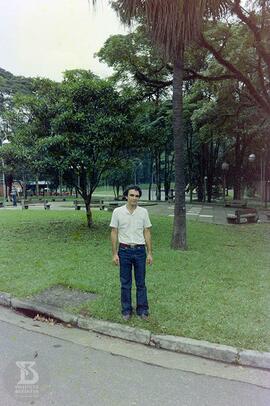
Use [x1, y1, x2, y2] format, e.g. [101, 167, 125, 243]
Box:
[0, 209, 269, 351]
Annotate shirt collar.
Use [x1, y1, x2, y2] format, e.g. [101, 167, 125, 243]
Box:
[125, 204, 138, 215]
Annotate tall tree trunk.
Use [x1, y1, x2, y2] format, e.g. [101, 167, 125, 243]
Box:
[85, 200, 93, 228]
[200, 143, 208, 202]
[164, 148, 170, 201]
[148, 154, 154, 201]
[207, 139, 214, 203]
[22, 172, 27, 199]
[59, 169, 63, 196]
[171, 54, 187, 250]
[186, 129, 193, 203]
[233, 135, 242, 200]
[155, 150, 161, 200]
[35, 174, 39, 196]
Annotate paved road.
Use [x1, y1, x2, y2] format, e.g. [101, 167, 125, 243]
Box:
[0, 307, 269, 406]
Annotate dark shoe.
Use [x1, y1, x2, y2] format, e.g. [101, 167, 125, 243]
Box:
[122, 313, 132, 321]
[139, 313, 149, 321]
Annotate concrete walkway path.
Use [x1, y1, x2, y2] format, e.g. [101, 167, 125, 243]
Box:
[2, 200, 269, 225]
[148, 202, 269, 225]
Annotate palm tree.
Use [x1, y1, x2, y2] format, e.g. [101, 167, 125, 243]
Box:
[93, 0, 229, 249]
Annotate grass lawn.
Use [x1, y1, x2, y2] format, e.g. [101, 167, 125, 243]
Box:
[0, 209, 269, 352]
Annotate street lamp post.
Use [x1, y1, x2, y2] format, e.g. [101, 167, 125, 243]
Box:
[261, 149, 268, 208]
[203, 176, 208, 202]
[248, 152, 267, 208]
[134, 160, 142, 185]
[1, 138, 10, 207]
[221, 162, 229, 206]
[1, 161, 5, 205]
[70, 165, 81, 198]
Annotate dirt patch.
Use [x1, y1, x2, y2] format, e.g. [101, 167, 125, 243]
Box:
[29, 285, 98, 308]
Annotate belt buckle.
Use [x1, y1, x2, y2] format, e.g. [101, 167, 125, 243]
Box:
[130, 244, 136, 248]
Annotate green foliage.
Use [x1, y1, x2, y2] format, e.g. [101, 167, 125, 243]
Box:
[135, 100, 172, 148]
[97, 26, 171, 96]
[105, 160, 134, 196]
[3, 69, 137, 223]
[48, 70, 135, 196]
[0, 67, 34, 95]
[1, 78, 61, 185]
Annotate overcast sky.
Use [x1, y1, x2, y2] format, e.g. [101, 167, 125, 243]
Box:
[0, 0, 128, 81]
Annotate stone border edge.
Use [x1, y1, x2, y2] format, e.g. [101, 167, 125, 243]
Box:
[1, 292, 269, 370]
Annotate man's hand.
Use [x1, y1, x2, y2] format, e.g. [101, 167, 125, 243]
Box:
[146, 254, 153, 265]
[112, 254, 119, 266]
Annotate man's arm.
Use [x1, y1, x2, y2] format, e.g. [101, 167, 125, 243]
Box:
[111, 227, 119, 266]
[143, 227, 153, 265]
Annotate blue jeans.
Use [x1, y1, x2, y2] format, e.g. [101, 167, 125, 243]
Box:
[118, 246, 148, 315]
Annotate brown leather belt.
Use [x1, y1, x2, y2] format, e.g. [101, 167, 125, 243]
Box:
[119, 243, 145, 249]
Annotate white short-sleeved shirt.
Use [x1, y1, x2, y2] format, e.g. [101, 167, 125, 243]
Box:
[110, 204, 152, 244]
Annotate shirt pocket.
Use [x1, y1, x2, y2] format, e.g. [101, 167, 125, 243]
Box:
[134, 218, 144, 229]
[119, 220, 130, 229]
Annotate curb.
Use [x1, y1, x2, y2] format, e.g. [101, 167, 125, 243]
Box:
[1, 292, 270, 370]
[150, 334, 238, 364]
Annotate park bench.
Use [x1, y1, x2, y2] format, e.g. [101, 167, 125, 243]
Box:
[168, 193, 175, 203]
[227, 208, 258, 224]
[0, 202, 4, 208]
[262, 211, 270, 221]
[44, 200, 51, 210]
[106, 202, 120, 212]
[21, 200, 30, 209]
[103, 201, 157, 211]
[92, 198, 105, 210]
[73, 199, 105, 210]
[21, 199, 50, 210]
[73, 200, 83, 210]
[225, 199, 247, 208]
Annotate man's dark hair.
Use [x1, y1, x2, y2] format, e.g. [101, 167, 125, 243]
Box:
[123, 185, 142, 198]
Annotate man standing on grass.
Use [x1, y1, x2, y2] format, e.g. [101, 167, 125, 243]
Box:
[110, 185, 153, 321]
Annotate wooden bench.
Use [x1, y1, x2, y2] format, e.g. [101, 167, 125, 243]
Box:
[92, 198, 105, 210]
[168, 189, 175, 203]
[227, 208, 258, 224]
[44, 201, 51, 210]
[225, 199, 247, 208]
[263, 212, 270, 221]
[106, 202, 120, 212]
[73, 199, 105, 210]
[21, 200, 30, 209]
[73, 200, 82, 210]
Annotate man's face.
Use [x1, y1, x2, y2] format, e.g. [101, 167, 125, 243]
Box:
[127, 189, 140, 207]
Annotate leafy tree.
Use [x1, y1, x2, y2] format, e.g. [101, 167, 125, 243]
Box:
[3, 70, 136, 226]
[97, 26, 172, 99]
[1, 78, 60, 197]
[46, 69, 135, 227]
[106, 160, 134, 198]
[0, 67, 34, 96]
[135, 100, 174, 200]
[190, 76, 269, 200]
[200, 1, 270, 116]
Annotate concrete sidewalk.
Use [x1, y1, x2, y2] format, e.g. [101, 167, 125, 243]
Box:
[148, 202, 269, 225]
